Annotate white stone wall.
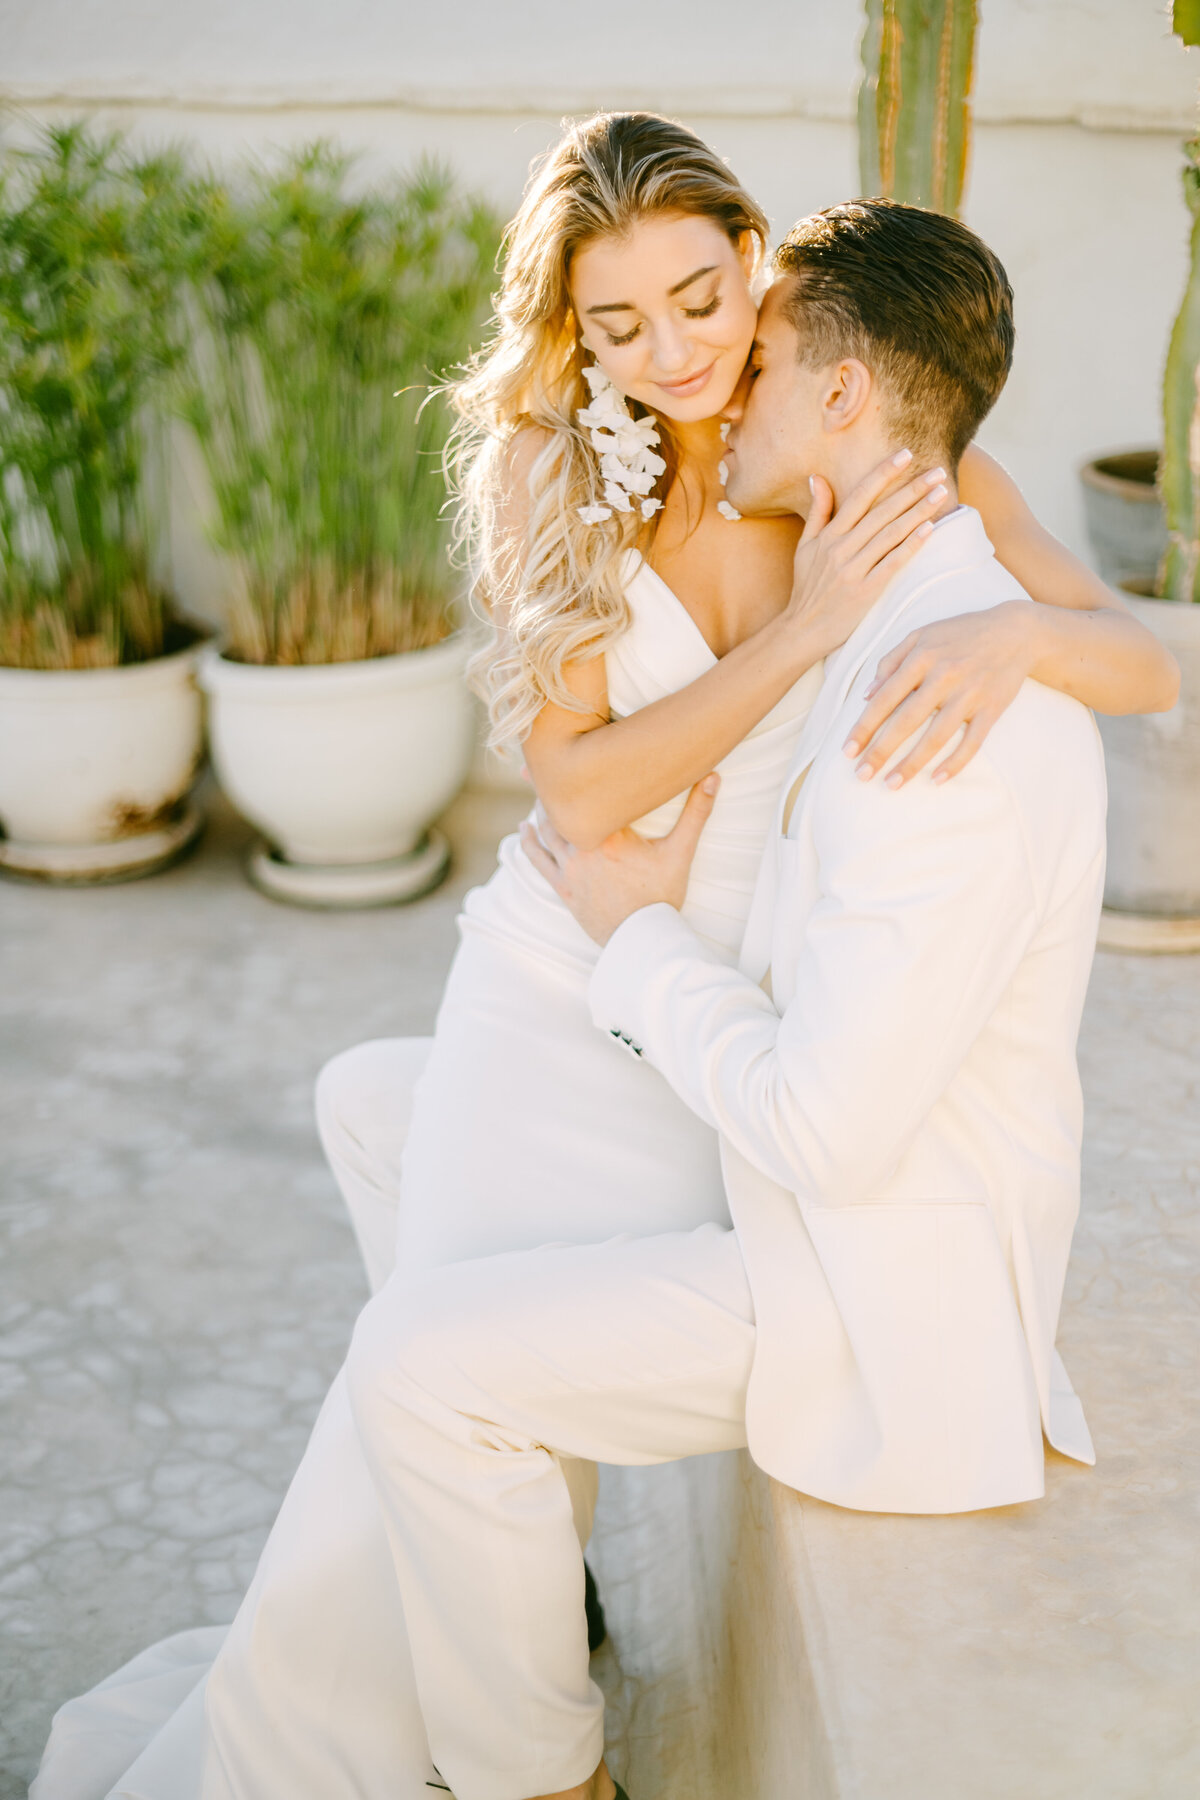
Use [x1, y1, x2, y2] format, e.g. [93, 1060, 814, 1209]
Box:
[3, 0, 1197, 569]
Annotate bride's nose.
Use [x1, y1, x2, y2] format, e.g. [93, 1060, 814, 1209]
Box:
[649, 317, 691, 374]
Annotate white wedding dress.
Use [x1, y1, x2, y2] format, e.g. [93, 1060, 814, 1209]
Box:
[31, 554, 822, 1800]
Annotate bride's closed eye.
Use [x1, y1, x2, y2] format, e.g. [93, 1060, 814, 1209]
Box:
[603, 292, 724, 346]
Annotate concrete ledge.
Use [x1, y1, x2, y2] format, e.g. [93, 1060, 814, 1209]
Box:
[749, 1455, 1195, 1799]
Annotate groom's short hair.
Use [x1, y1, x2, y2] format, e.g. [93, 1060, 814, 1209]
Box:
[774, 199, 1014, 466]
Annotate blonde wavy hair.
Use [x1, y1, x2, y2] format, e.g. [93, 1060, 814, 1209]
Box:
[445, 112, 768, 749]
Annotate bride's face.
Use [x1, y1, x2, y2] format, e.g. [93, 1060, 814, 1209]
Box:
[571, 213, 758, 423]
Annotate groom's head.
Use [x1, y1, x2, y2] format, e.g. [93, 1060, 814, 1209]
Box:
[723, 199, 1014, 515]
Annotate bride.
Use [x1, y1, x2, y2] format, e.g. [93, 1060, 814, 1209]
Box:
[33, 112, 1176, 1800]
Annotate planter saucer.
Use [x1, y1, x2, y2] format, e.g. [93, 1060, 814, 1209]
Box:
[0, 801, 204, 885]
[247, 829, 451, 910]
[1098, 907, 1200, 955]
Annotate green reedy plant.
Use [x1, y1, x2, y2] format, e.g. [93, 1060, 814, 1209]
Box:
[178, 146, 500, 665]
[858, 0, 978, 217]
[1160, 0, 1200, 601]
[0, 123, 186, 668]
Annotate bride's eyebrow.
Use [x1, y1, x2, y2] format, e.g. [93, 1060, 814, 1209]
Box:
[584, 264, 720, 316]
[668, 263, 719, 297]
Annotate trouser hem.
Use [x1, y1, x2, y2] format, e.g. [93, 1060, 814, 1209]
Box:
[440, 1717, 607, 1800]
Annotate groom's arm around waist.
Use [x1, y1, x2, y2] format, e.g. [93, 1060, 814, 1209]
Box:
[588, 740, 1042, 1202]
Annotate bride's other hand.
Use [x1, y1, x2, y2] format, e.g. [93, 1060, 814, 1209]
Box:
[520, 775, 720, 946]
[843, 601, 1036, 789]
[783, 450, 949, 656]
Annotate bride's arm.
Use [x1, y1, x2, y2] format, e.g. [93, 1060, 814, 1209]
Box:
[960, 446, 1179, 713]
[512, 448, 944, 849]
[844, 447, 1181, 789]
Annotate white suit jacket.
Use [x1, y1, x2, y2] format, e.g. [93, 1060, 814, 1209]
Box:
[589, 507, 1107, 1514]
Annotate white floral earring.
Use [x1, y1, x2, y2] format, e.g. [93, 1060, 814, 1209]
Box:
[717, 423, 741, 522]
[575, 362, 666, 525]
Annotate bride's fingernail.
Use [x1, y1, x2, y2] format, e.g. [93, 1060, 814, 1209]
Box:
[885, 771, 904, 790]
[916, 521, 934, 538]
[933, 769, 950, 785]
[926, 467, 946, 485]
[843, 739, 861, 758]
[894, 448, 913, 467]
[928, 484, 948, 504]
[856, 763, 874, 782]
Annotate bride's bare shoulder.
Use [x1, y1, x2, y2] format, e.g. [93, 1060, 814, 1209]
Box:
[481, 428, 560, 621]
[496, 425, 556, 516]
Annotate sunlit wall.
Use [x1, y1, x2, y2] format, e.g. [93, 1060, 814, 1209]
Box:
[4, 0, 1194, 592]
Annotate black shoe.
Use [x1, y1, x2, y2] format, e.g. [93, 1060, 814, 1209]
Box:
[584, 1558, 608, 1652]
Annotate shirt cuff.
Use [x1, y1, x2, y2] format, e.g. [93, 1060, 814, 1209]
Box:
[588, 902, 711, 1058]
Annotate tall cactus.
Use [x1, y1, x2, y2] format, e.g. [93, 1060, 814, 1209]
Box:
[1160, 1, 1200, 601]
[858, 0, 979, 217]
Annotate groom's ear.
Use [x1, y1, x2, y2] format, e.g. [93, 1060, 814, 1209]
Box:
[820, 358, 874, 437]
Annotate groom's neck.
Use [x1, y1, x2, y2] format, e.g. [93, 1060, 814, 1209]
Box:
[827, 437, 959, 518]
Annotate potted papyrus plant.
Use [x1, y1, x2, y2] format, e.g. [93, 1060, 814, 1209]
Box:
[184, 146, 499, 906]
[0, 125, 208, 882]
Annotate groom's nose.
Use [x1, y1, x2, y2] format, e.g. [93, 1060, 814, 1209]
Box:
[723, 364, 754, 426]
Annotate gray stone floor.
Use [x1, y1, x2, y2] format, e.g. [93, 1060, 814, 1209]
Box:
[0, 783, 529, 1797]
[2, 784, 1198, 1796]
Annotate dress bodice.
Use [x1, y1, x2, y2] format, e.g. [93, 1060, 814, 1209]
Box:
[462, 552, 823, 967]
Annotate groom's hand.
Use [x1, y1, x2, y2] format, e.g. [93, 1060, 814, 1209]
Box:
[520, 775, 720, 946]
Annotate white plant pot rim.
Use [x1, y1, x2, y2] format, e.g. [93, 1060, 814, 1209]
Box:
[200, 631, 468, 702]
[0, 632, 212, 696]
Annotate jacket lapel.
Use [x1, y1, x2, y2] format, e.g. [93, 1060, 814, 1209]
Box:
[739, 509, 991, 983]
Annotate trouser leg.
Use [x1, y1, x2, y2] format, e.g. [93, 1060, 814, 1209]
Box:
[345, 1221, 755, 1800]
[201, 1370, 435, 1799]
[316, 1036, 600, 1552]
[315, 1037, 431, 1296]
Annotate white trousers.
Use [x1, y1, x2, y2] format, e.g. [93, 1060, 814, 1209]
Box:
[318, 1041, 757, 1800]
[345, 1225, 755, 1800]
[314, 1038, 431, 1297]
[314, 1039, 602, 1548]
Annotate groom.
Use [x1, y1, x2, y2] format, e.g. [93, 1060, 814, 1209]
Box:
[346, 200, 1106, 1800]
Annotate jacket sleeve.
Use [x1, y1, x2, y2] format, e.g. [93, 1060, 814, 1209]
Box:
[588, 747, 1040, 1203]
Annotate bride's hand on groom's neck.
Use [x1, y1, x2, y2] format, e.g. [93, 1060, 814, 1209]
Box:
[781, 450, 947, 661]
[520, 775, 721, 946]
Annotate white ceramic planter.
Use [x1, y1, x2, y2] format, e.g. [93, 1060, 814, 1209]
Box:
[1097, 590, 1200, 952]
[201, 634, 475, 907]
[0, 636, 207, 882]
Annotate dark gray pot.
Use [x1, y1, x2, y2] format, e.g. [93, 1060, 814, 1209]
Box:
[1079, 449, 1165, 588]
[1098, 588, 1200, 920]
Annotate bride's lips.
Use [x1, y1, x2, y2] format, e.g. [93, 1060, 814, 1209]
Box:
[654, 360, 718, 399]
